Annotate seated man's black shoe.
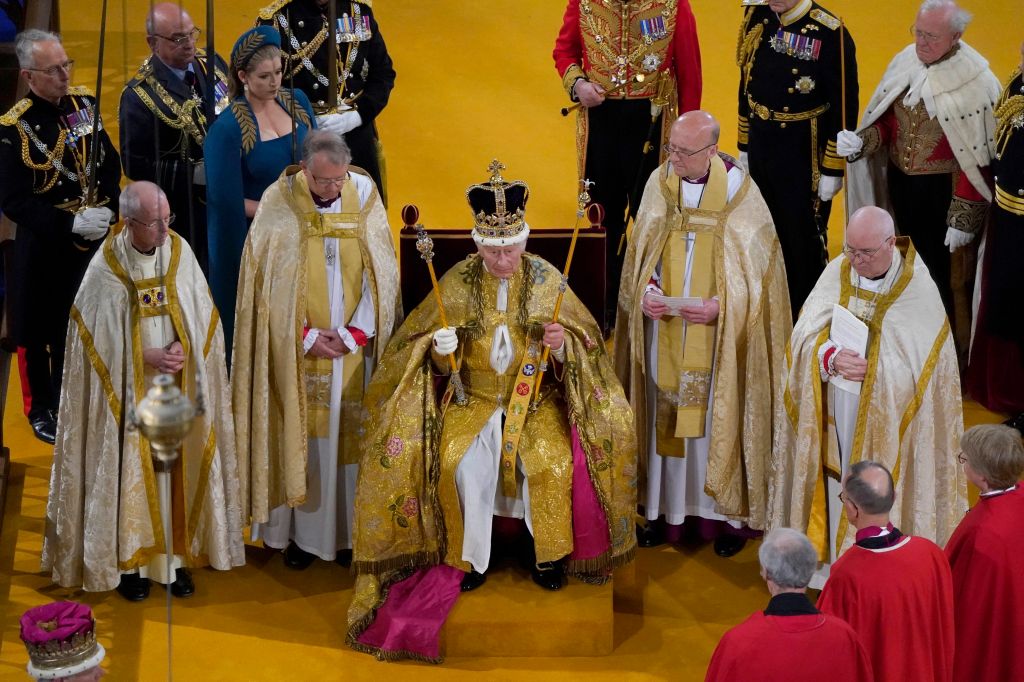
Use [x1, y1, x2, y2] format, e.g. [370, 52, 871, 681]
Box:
[29, 414, 57, 445]
[636, 522, 665, 548]
[531, 561, 565, 591]
[335, 549, 353, 567]
[713, 534, 747, 558]
[1004, 412, 1024, 435]
[283, 542, 317, 570]
[116, 573, 151, 602]
[460, 569, 487, 592]
[169, 568, 195, 598]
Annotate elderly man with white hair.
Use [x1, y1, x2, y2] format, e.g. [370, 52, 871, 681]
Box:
[770, 205, 965, 588]
[705, 527, 873, 681]
[837, 0, 1001, 363]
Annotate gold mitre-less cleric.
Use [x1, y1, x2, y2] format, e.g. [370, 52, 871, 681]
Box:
[467, 159, 530, 246]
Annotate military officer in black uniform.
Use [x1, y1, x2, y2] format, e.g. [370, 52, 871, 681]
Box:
[119, 2, 228, 272]
[737, 0, 858, 315]
[257, 0, 395, 202]
[0, 30, 121, 443]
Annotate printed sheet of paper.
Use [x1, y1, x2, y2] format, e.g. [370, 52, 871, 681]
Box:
[649, 293, 704, 317]
[830, 303, 869, 395]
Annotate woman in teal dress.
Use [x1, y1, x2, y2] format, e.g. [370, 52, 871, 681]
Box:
[205, 25, 316, 348]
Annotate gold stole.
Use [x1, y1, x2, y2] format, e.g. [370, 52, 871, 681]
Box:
[303, 178, 366, 465]
[655, 156, 726, 456]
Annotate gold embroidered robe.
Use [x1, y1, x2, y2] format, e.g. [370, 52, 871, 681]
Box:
[231, 166, 401, 524]
[348, 253, 637, 645]
[42, 229, 244, 592]
[770, 238, 966, 559]
[614, 159, 791, 529]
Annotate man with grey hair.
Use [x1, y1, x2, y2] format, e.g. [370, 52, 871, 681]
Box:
[837, 0, 1001, 365]
[43, 180, 244, 602]
[119, 2, 229, 271]
[232, 129, 401, 570]
[706, 527, 873, 681]
[0, 29, 121, 444]
[818, 461, 955, 681]
[772, 205, 965, 588]
[946, 423, 1024, 682]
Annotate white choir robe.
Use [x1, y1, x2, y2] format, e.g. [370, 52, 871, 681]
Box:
[254, 175, 377, 560]
[644, 168, 745, 530]
[123, 229, 183, 585]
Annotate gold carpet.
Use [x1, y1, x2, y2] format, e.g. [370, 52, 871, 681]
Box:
[0, 1, 1015, 679]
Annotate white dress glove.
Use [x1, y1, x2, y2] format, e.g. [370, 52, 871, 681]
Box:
[836, 129, 864, 158]
[738, 151, 749, 172]
[317, 111, 363, 136]
[72, 207, 114, 241]
[432, 327, 458, 355]
[818, 175, 843, 202]
[944, 226, 976, 252]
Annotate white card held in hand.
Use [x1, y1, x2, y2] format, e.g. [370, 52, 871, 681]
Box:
[648, 293, 704, 316]
[829, 303, 869, 395]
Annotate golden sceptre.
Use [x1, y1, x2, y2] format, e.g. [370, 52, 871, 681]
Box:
[405, 204, 468, 406]
[530, 179, 593, 409]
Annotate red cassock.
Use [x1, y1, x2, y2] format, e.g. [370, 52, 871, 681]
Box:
[945, 486, 1024, 682]
[705, 610, 874, 681]
[818, 536, 955, 681]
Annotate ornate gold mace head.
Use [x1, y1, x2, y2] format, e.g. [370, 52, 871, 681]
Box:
[129, 375, 201, 472]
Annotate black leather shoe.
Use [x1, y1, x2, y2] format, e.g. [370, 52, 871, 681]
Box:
[283, 543, 316, 570]
[460, 570, 487, 592]
[714, 535, 747, 558]
[531, 561, 564, 591]
[116, 573, 151, 602]
[335, 549, 353, 567]
[29, 414, 57, 445]
[636, 522, 665, 548]
[169, 568, 195, 598]
[1004, 413, 1024, 435]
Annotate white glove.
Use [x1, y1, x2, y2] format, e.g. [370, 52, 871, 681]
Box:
[72, 207, 113, 241]
[818, 175, 843, 202]
[193, 160, 206, 186]
[738, 151, 749, 172]
[317, 110, 363, 136]
[432, 327, 458, 356]
[944, 226, 975, 252]
[836, 129, 863, 158]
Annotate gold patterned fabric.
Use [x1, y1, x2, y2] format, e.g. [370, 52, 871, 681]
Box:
[888, 98, 958, 176]
[42, 230, 244, 592]
[231, 165, 401, 524]
[770, 238, 966, 559]
[348, 253, 637, 650]
[614, 158, 792, 529]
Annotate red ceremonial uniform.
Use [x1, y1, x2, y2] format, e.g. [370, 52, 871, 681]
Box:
[818, 534, 954, 681]
[945, 485, 1024, 682]
[705, 593, 874, 682]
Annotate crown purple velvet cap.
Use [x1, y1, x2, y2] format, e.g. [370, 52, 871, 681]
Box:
[21, 601, 105, 679]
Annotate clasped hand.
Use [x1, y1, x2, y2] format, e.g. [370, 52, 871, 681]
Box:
[143, 341, 186, 374]
[308, 329, 348, 359]
[833, 349, 867, 382]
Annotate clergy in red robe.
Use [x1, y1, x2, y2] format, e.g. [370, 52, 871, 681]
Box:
[946, 423, 1024, 682]
[706, 528, 874, 682]
[818, 461, 954, 681]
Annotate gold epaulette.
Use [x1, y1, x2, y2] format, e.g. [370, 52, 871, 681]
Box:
[0, 98, 31, 126]
[68, 85, 95, 97]
[810, 8, 840, 30]
[257, 0, 289, 20]
[125, 58, 154, 87]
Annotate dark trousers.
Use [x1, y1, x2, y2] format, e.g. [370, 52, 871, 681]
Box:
[347, 123, 386, 206]
[747, 118, 831, 317]
[584, 99, 663, 325]
[24, 339, 62, 419]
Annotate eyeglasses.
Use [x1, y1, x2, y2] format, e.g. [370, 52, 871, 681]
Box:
[26, 60, 74, 77]
[663, 142, 715, 158]
[910, 26, 945, 44]
[843, 236, 893, 260]
[312, 174, 346, 188]
[127, 213, 176, 230]
[150, 27, 202, 46]
[956, 451, 968, 465]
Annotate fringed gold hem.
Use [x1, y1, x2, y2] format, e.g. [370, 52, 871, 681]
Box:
[352, 550, 440, 577]
[345, 637, 443, 665]
[567, 543, 636, 579]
